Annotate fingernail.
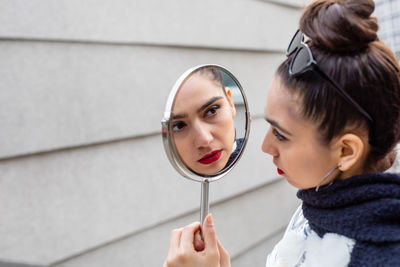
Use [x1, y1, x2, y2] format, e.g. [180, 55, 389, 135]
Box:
[205, 214, 214, 227]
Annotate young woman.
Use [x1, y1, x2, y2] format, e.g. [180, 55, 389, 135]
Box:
[163, 0, 400, 266]
[171, 66, 237, 175]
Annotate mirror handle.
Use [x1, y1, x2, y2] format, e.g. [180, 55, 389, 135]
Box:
[200, 180, 210, 239]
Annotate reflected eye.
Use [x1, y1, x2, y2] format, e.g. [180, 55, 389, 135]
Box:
[204, 105, 220, 118]
[272, 128, 288, 141]
[172, 121, 186, 132]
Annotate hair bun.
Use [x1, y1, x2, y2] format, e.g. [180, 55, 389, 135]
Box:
[300, 0, 378, 52]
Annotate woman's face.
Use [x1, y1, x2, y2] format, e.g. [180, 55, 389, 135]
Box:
[261, 76, 338, 189]
[171, 72, 236, 175]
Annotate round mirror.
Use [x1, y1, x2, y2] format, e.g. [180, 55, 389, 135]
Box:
[162, 65, 250, 182]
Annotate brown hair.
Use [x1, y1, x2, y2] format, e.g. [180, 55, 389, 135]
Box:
[277, 0, 400, 171]
[193, 66, 227, 97]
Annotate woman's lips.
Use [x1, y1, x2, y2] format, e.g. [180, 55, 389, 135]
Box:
[198, 150, 222, 165]
[277, 168, 285, 175]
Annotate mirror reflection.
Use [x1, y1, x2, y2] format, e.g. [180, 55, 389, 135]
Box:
[170, 66, 247, 176]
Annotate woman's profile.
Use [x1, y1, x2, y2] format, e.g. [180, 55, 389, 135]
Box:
[163, 0, 400, 266]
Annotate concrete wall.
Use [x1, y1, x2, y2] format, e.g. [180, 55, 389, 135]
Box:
[0, 1, 306, 266]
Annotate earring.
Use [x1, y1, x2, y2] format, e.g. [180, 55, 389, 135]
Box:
[315, 165, 341, 192]
[234, 128, 237, 141]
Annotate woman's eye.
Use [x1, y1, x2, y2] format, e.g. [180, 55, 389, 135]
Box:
[272, 128, 288, 141]
[172, 121, 186, 132]
[204, 105, 220, 117]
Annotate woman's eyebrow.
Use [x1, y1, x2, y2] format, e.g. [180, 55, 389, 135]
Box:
[197, 96, 223, 113]
[171, 113, 187, 120]
[171, 96, 223, 119]
[265, 117, 292, 136]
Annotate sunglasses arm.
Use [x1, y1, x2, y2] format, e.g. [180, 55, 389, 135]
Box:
[313, 66, 373, 122]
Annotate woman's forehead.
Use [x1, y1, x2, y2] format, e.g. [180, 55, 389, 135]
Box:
[265, 77, 304, 130]
[173, 74, 225, 114]
[266, 78, 292, 113]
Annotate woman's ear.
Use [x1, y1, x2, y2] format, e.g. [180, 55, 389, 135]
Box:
[335, 133, 365, 172]
[225, 87, 236, 117]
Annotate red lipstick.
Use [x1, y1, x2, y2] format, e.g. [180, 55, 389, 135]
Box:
[198, 150, 222, 165]
[277, 168, 285, 175]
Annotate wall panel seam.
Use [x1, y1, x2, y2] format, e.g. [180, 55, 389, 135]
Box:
[254, 0, 305, 9]
[48, 178, 283, 266]
[0, 259, 46, 267]
[230, 225, 286, 261]
[0, 117, 269, 162]
[0, 37, 284, 54]
[0, 132, 161, 162]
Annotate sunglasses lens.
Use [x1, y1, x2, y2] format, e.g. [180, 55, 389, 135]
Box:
[291, 47, 310, 75]
[286, 30, 303, 56]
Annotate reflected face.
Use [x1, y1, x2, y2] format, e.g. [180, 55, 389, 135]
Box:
[261, 76, 337, 189]
[171, 71, 236, 175]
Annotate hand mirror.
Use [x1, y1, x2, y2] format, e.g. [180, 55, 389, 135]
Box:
[161, 65, 250, 230]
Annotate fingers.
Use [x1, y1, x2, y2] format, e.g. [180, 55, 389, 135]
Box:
[167, 227, 183, 258]
[193, 230, 205, 251]
[180, 221, 201, 252]
[202, 214, 218, 252]
[164, 217, 231, 267]
[217, 239, 231, 267]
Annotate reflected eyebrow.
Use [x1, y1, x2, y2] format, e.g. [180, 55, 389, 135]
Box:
[171, 114, 187, 120]
[265, 117, 292, 136]
[171, 96, 223, 120]
[197, 96, 223, 113]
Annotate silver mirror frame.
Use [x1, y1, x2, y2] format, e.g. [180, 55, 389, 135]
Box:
[161, 64, 251, 183]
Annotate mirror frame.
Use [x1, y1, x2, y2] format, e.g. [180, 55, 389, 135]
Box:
[161, 64, 251, 182]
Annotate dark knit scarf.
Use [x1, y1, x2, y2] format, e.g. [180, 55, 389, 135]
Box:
[297, 172, 400, 267]
[225, 138, 244, 168]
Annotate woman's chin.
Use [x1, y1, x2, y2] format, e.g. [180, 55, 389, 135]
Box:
[194, 165, 223, 175]
[285, 177, 314, 190]
[284, 176, 300, 188]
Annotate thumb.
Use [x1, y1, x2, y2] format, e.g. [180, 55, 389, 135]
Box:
[203, 214, 218, 251]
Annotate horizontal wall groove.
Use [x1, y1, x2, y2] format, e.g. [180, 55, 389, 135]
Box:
[0, 116, 267, 163]
[0, 37, 285, 54]
[49, 178, 283, 266]
[255, 0, 306, 9]
[0, 131, 161, 162]
[231, 225, 285, 261]
[0, 259, 45, 267]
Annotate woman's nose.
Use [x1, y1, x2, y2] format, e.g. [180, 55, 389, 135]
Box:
[261, 128, 279, 157]
[194, 123, 213, 147]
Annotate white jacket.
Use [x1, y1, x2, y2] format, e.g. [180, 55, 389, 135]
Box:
[266, 206, 355, 267]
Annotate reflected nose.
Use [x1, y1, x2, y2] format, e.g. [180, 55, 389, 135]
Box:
[193, 122, 213, 148]
[261, 127, 279, 157]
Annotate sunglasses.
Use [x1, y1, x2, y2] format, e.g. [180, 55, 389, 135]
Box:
[286, 29, 373, 122]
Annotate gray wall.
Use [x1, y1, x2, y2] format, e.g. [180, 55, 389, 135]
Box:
[0, 1, 308, 266]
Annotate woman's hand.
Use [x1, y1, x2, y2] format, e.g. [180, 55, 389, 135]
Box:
[163, 214, 230, 267]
